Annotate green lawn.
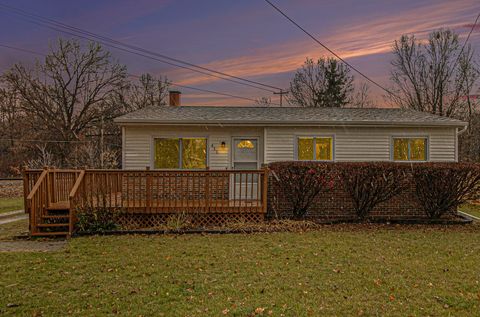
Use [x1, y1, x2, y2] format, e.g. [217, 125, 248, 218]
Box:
[1, 223, 480, 316]
[0, 197, 23, 214]
[461, 203, 480, 219]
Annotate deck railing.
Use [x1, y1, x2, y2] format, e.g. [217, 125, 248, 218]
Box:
[25, 168, 83, 234]
[69, 169, 268, 212]
[25, 168, 269, 234]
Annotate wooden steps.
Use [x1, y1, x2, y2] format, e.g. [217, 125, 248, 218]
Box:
[33, 201, 71, 237]
[37, 223, 69, 228]
[42, 215, 69, 220]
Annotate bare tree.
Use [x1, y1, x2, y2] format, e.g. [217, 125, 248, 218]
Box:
[255, 96, 273, 107]
[0, 87, 22, 147]
[120, 73, 171, 112]
[352, 82, 374, 108]
[2, 39, 128, 165]
[289, 57, 354, 108]
[26, 144, 58, 169]
[390, 29, 479, 117]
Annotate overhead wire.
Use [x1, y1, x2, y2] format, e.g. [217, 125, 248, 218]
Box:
[0, 2, 282, 93]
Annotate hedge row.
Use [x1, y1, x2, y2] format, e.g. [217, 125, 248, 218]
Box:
[268, 161, 480, 219]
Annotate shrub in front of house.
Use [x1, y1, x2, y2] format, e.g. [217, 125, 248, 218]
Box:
[269, 161, 334, 219]
[411, 163, 480, 219]
[76, 205, 119, 233]
[336, 162, 411, 219]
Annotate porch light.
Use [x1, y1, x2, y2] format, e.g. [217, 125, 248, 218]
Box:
[216, 141, 228, 154]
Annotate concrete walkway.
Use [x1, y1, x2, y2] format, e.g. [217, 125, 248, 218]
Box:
[458, 210, 480, 221]
[0, 209, 24, 218]
[0, 210, 27, 225]
[0, 214, 28, 225]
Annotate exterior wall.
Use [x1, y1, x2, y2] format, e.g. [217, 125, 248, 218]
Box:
[267, 175, 427, 221]
[265, 126, 457, 163]
[122, 125, 458, 170]
[122, 125, 264, 170]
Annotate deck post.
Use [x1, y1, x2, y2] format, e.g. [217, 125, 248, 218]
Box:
[262, 165, 269, 213]
[44, 166, 50, 209]
[146, 166, 151, 213]
[205, 166, 210, 213]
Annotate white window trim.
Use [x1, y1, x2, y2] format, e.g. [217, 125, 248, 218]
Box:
[150, 135, 209, 170]
[294, 135, 335, 162]
[390, 136, 429, 162]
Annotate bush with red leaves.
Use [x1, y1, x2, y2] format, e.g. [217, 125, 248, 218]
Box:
[411, 163, 480, 218]
[336, 162, 411, 219]
[269, 162, 334, 219]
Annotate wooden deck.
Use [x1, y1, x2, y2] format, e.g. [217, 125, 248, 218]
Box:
[24, 168, 269, 236]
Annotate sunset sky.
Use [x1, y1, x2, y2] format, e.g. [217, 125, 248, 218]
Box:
[0, 0, 479, 106]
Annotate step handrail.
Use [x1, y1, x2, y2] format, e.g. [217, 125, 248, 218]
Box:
[26, 169, 48, 201]
[68, 170, 85, 235]
[26, 169, 48, 235]
[68, 170, 85, 199]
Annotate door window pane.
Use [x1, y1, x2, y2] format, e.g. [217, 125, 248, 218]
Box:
[234, 139, 257, 162]
[316, 138, 332, 160]
[154, 138, 179, 168]
[298, 138, 314, 160]
[182, 138, 207, 169]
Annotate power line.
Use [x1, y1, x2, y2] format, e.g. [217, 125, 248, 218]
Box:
[0, 43, 275, 104]
[0, 44, 44, 57]
[453, 12, 480, 70]
[262, 0, 399, 98]
[126, 73, 263, 103]
[0, 11, 277, 94]
[0, 138, 120, 146]
[0, 3, 282, 93]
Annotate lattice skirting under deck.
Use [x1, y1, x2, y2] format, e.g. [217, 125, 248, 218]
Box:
[116, 212, 265, 229]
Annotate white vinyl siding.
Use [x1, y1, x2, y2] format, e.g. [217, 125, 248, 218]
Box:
[122, 126, 263, 170]
[264, 126, 457, 163]
[122, 125, 458, 169]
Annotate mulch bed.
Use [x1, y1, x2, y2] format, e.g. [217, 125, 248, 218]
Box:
[74, 213, 474, 236]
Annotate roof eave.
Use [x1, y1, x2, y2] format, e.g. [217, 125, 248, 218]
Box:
[114, 119, 468, 128]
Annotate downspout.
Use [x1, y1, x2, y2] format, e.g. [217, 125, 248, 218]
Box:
[455, 125, 468, 162]
[457, 125, 468, 136]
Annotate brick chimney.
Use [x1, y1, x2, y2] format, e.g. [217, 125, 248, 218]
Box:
[169, 90, 181, 106]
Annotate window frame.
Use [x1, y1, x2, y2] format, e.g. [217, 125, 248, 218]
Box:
[294, 135, 335, 162]
[390, 136, 429, 162]
[151, 135, 209, 170]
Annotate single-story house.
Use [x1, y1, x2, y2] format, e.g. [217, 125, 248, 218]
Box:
[114, 92, 467, 170]
[24, 92, 470, 236]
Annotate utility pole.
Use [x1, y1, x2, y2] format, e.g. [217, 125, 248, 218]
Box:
[273, 89, 289, 106]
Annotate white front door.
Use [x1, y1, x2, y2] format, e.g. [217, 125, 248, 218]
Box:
[231, 138, 259, 200]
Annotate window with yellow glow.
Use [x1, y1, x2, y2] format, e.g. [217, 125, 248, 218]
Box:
[297, 137, 333, 161]
[393, 138, 427, 161]
[237, 140, 255, 149]
[154, 138, 207, 169]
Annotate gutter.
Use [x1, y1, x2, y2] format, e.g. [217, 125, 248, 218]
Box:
[114, 120, 468, 129]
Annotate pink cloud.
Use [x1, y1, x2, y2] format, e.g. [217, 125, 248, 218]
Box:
[169, 0, 478, 90]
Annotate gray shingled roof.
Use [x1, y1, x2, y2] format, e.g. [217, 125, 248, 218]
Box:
[114, 106, 467, 127]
